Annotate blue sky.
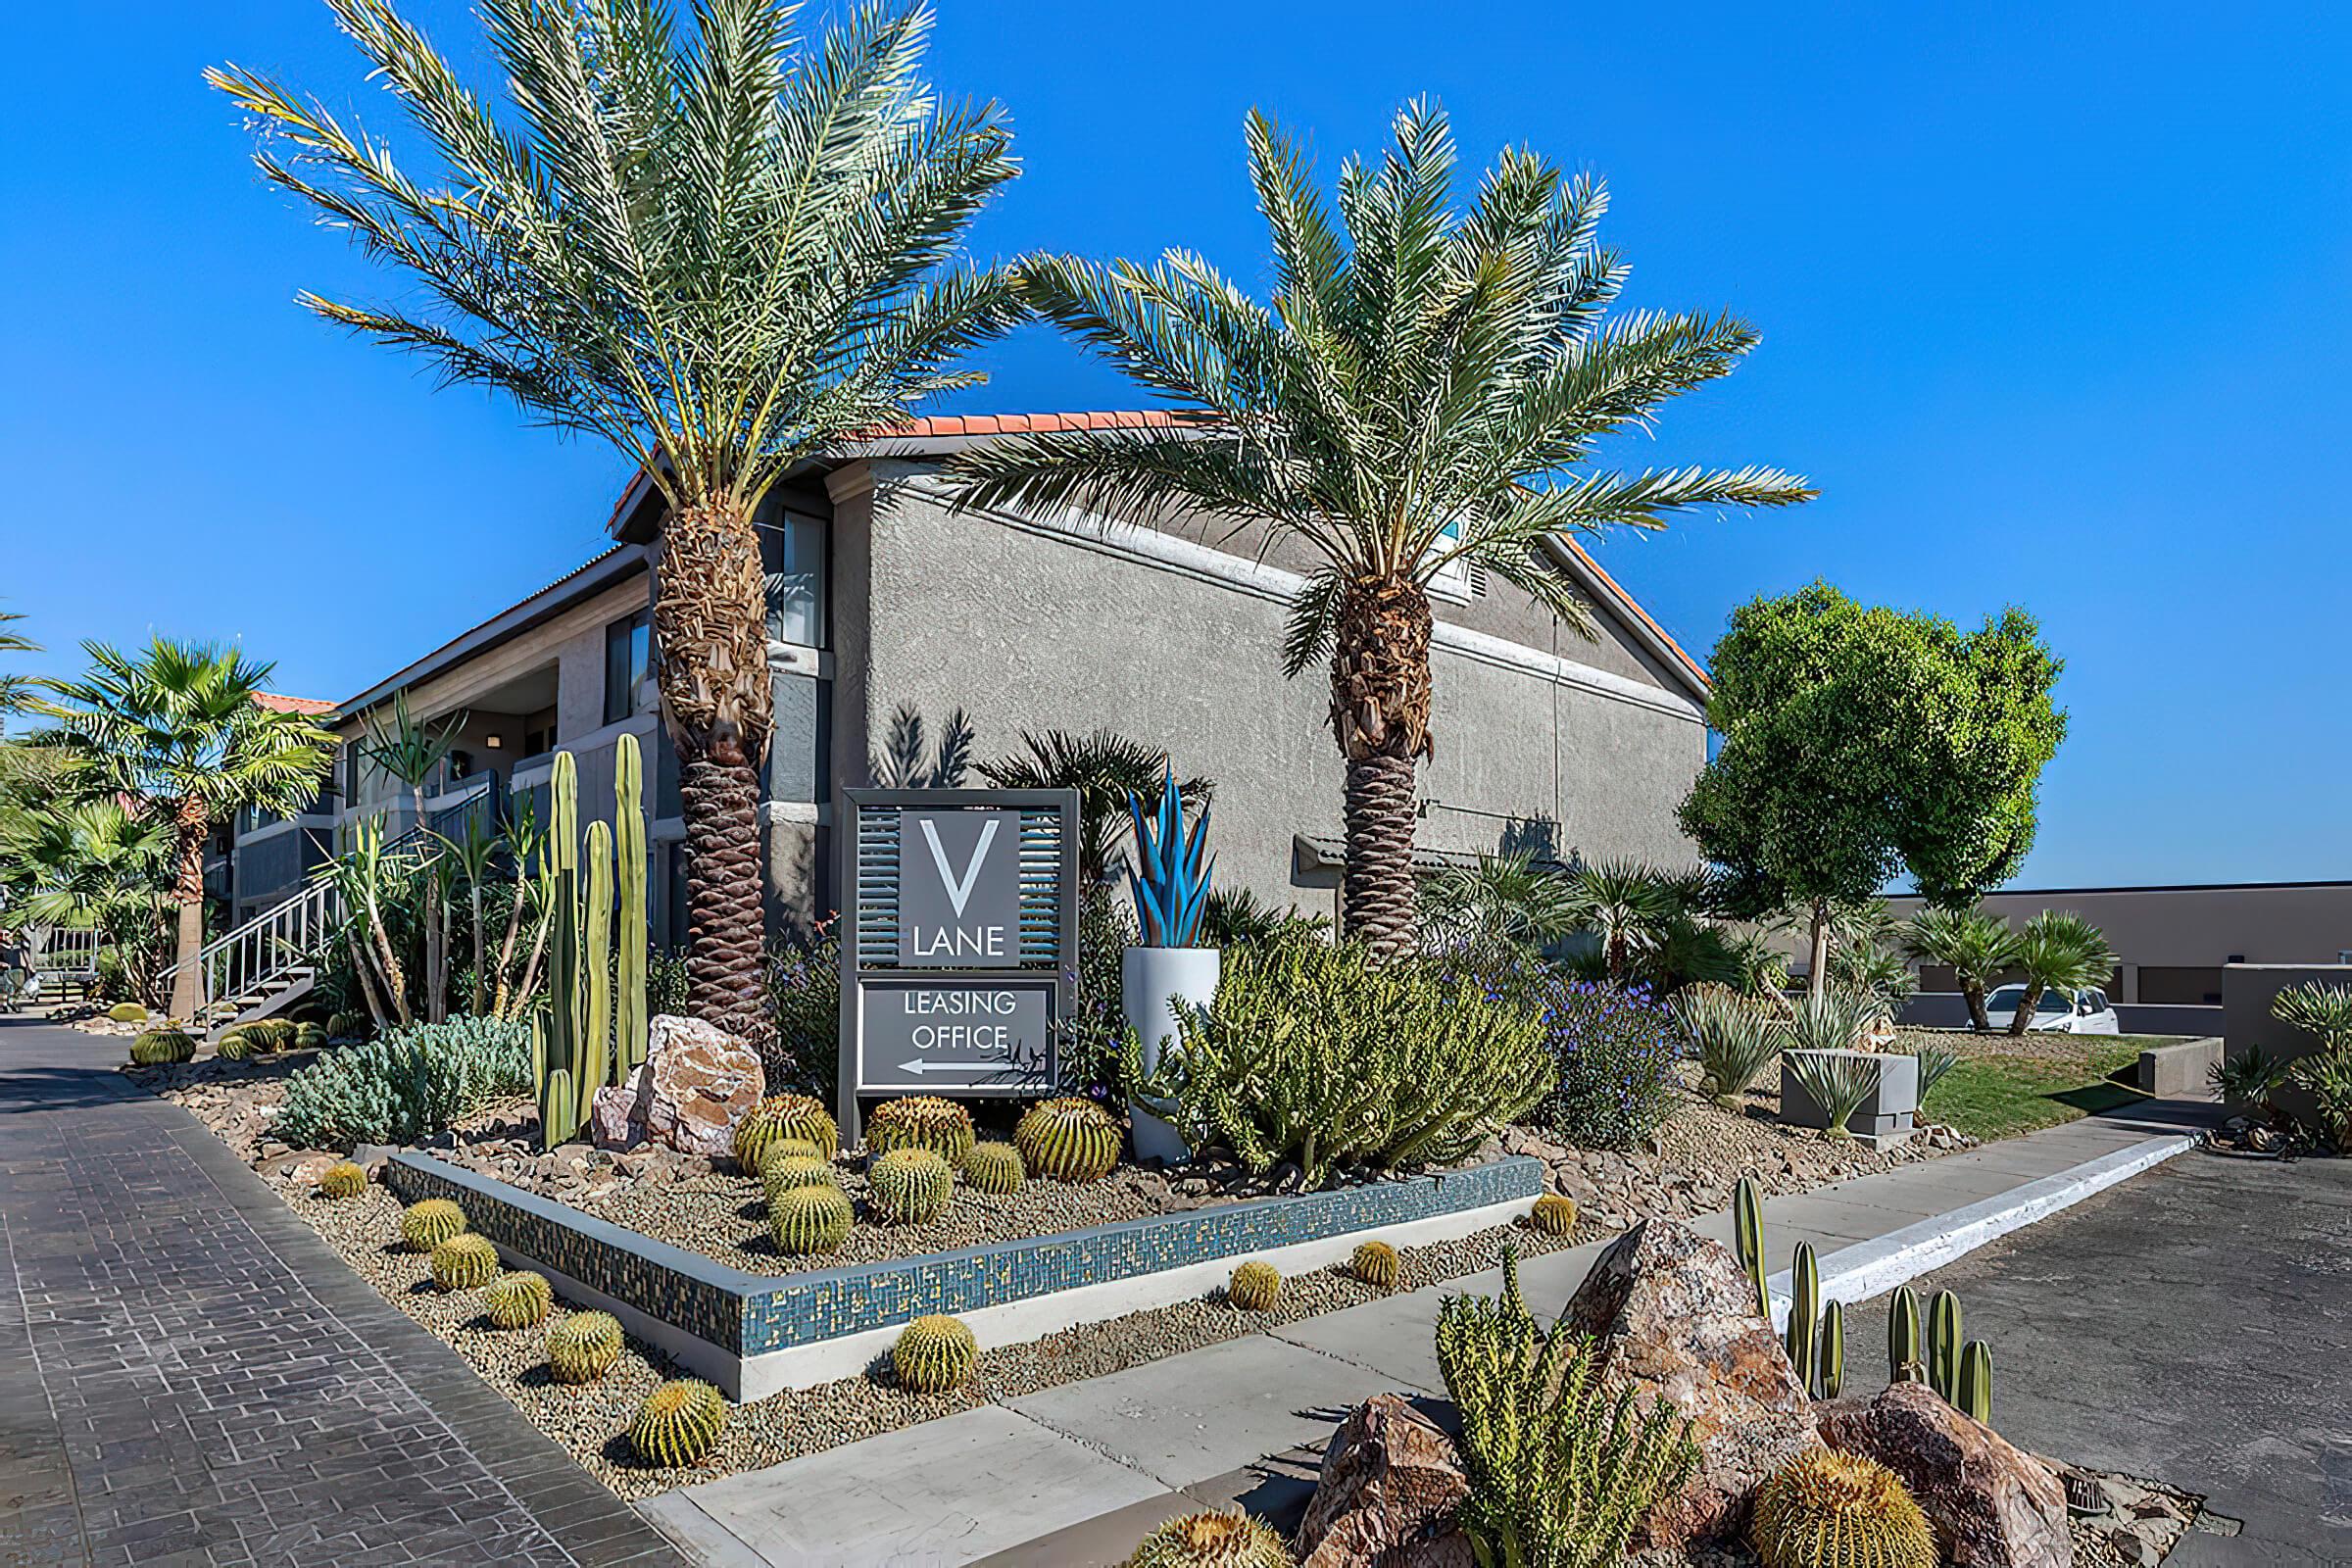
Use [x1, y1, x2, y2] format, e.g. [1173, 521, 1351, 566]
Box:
[2, 1, 2344, 888]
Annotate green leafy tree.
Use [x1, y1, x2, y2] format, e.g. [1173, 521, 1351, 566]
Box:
[0, 800, 175, 1004]
[1679, 583, 2065, 982]
[33, 641, 335, 1019]
[211, 0, 1022, 1041]
[1904, 906, 2022, 1032]
[2006, 910, 2115, 1036]
[976, 729, 1211, 888]
[948, 101, 1809, 954]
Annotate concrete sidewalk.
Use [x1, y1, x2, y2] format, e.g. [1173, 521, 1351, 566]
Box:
[642, 1104, 2213, 1568]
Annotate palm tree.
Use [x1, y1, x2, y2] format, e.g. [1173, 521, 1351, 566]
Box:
[1418, 851, 1577, 954]
[947, 103, 1810, 952]
[977, 729, 1212, 888]
[1563, 858, 1677, 983]
[1903, 906, 2021, 1032]
[0, 612, 37, 722]
[210, 0, 1022, 1043]
[32, 641, 335, 1019]
[2007, 911, 2116, 1037]
[0, 800, 175, 1004]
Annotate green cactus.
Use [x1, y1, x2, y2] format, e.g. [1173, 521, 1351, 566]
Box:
[1528, 1194, 1578, 1236]
[1750, 1448, 1936, 1568]
[1121, 1509, 1295, 1568]
[317, 1160, 368, 1200]
[867, 1148, 954, 1225]
[1735, 1175, 1769, 1319]
[546, 1309, 624, 1384]
[1958, 1340, 1993, 1425]
[1228, 1260, 1282, 1311]
[108, 1002, 148, 1023]
[326, 1010, 362, 1040]
[893, 1314, 978, 1394]
[484, 1270, 554, 1329]
[1928, 1290, 1963, 1403]
[129, 1029, 197, 1065]
[1014, 1097, 1121, 1182]
[1786, 1242, 1819, 1393]
[582, 819, 614, 1100]
[613, 732, 648, 1079]
[1350, 1241, 1398, 1291]
[769, 1183, 854, 1255]
[214, 1032, 257, 1062]
[530, 740, 651, 1152]
[399, 1198, 467, 1251]
[962, 1141, 1026, 1195]
[735, 1094, 839, 1166]
[1817, 1298, 1844, 1399]
[868, 1096, 977, 1165]
[630, 1378, 726, 1467]
[430, 1233, 501, 1291]
[760, 1154, 841, 1208]
[1886, 1285, 1922, 1383]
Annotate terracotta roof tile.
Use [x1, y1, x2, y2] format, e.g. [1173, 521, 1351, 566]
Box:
[254, 691, 337, 716]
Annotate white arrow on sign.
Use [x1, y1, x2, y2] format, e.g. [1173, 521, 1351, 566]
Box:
[896, 1058, 1013, 1076]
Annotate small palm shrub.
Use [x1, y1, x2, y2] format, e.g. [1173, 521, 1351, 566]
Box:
[1122, 1509, 1294, 1568]
[1749, 1448, 1936, 1568]
[1529, 1195, 1579, 1236]
[484, 1271, 554, 1329]
[108, 1002, 148, 1023]
[733, 1094, 839, 1169]
[129, 1029, 197, 1065]
[867, 1096, 976, 1165]
[769, 1184, 854, 1255]
[316, 1160, 368, 1200]
[2292, 1046, 2352, 1154]
[399, 1198, 467, 1251]
[962, 1141, 1026, 1195]
[1677, 982, 1787, 1107]
[1349, 1241, 1398, 1290]
[892, 1314, 977, 1393]
[430, 1233, 501, 1291]
[276, 1015, 530, 1149]
[630, 1379, 727, 1467]
[2210, 1047, 2293, 1112]
[547, 1310, 624, 1384]
[868, 1148, 954, 1225]
[1228, 1261, 1282, 1311]
[1014, 1098, 1122, 1182]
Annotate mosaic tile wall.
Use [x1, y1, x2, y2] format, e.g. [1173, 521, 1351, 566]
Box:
[388, 1152, 1543, 1359]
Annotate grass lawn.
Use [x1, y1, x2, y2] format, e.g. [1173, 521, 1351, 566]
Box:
[1898, 1029, 2187, 1143]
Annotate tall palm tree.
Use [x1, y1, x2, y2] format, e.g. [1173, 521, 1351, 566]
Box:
[2007, 910, 2116, 1037]
[1903, 906, 2021, 1032]
[0, 800, 175, 1004]
[32, 641, 335, 1020]
[948, 102, 1810, 952]
[0, 612, 37, 722]
[976, 729, 1212, 888]
[210, 0, 1022, 1042]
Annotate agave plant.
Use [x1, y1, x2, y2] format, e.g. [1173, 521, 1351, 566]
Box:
[1128, 772, 1212, 947]
[2273, 980, 2352, 1054]
[1677, 983, 1787, 1108]
[1910, 1043, 1959, 1103]
[1788, 1050, 1881, 1140]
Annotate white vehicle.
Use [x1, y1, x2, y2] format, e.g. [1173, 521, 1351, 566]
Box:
[1984, 984, 2120, 1034]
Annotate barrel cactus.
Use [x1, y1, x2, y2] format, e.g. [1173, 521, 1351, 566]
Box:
[867, 1096, 977, 1166]
[485, 1270, 554, 1329]
[430, 1233, 501, 1291]
[1228, 1261, 1282, 1311]
[962, 1141, 1026, 1196]
[547, 1309, 625, 1384]
[1529, 1194, 1579, 1236]
[215, 1032, 257, 1062]
[761, 1153, 842, 1201]
[630, 1378, 727, 1467]
[1014, 1097, 1121, 1182]
[325, 1010, 362, 1040]
[399, 1198, 468, 1252]
[892, 1314, 978, 1394]
[108, 1002, 148, 1023]
[316, 1160, 368, 1200]
[1122, 1508, 1295, 1568]
[759, 1137, 824, 1169]
[769, 1183, 855, 1255]
[868, 1148, 955, 1225]
[293, 1021, 327, 1051]
[1750, 1448, 1936, 1568]
[1349, 1241, 1398, 1291]
[129, 1029, 197, 1065]
[735, 1093, 839, 1166]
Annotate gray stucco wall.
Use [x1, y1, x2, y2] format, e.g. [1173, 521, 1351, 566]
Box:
[2223, 962, 2352, 1126]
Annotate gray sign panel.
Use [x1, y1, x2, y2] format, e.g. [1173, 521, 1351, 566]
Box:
[858, 980, 1054, 1093]
[897, 808, 1022, 969]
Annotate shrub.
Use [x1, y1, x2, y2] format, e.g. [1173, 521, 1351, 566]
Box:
[1467, 956, 1676, 1152]
[892, 1314, 977, 1393]
[275, 1015, 530, 1149]
[546, 1310, 624, 1384]
[1014, 1098, 1122, 1183]
[1123, 1510, 1294, 1568]
[2293, 1048, 2352, 1155]
[867, 1096, 976, 1165]
[1057, 887, 1138, 1101]
[485, 1271, 554, 1329]
[1169, 941, 1551, 1185]
[316, 1160, 368, 1200]
[1677, 982, 1786, 1107]
[763, 928, 841, 1093]
[108, 1002, 148, 1023]
[1227, 1260, 1282, 1311]
[630, 1379, 726, 1467]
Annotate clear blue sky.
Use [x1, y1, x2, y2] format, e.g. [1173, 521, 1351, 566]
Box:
[3, 1, 2344, 888]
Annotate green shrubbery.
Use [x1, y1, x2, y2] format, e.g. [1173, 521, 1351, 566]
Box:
[762, 927, 841, 1094]
[1446, 948, 1681, 1151]
[275, 1015, 530, 1149]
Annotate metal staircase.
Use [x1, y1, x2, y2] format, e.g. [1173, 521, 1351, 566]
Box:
[158, 878, 340, 1037]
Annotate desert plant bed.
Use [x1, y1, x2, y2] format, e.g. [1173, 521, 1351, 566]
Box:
[1896, 1027, 2185, 1142]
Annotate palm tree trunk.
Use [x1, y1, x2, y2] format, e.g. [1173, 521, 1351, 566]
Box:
[168, 802, 208, 1023]
[1808, 900, 1832, 992]
[2007, 981, 2042, 1037]
[1962, 980, 1991, 1033]
[1329, 573, 1434, 957]
[653, 498, 775, 1043]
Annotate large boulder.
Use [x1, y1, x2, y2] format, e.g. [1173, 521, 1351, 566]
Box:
[1558, 1219, 1822, 1546]
[1818, 1381, 2073, 1568]
[590, 1015, 764, 1158]
[1298, 1395, 1473, 1568]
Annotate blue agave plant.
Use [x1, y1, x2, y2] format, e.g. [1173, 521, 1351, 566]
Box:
[1127, 769, 1213, 947]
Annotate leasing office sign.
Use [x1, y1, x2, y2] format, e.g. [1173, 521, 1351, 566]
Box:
[837, 789, 1079, 1129]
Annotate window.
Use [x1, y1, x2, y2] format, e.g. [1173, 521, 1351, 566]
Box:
[763, 511, 827, 648]
[605, 610, 652, 725]
[1426, 517, 1473, 600]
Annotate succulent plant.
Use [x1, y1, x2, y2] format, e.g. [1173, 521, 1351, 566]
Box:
[1734, 1175, 1769, 1319]
[760, 1136, 824, 1167]
[1958, 1340, 1993, 1425]
[736, 1093, 839, 1166]
[399, 1198, 467, 1251]
[630, 1378, 726, 1467]
[129, 1029, 197, 1065]
[108, 1002, 149, 1023]
[867, 1096, 977, 1166]
[484, 1270, 554, 1329]
[316, 1160, 368, 1200]
[293, 1021, 327, 1051]
[892, 1313, 978, 1394]
[1786, 1242, 1820, 1394]
[1014, 1097, 1121, 1183]
[1349, 1241, 1398, 1291]
[215, 1033, 257, 1062]
[547, 1309, 625, 1384]
[1817, 1298, 1845, 1400]
[769, 1183, 854, 1255]
[1749, 1448, 1936, 1568]
[1928, 1290, 1963, 1403]
[867, 1148, 954, 1225]
[1228, 1260, 1282, 1311]
[249, 1018, 298, 1050]
[1121, 1508, 1294, 1568]
[1528, 1194, 1578, 1236]
[325, 1010, 362, 1039]
[1886, 1285, 1921, 1381]
[760, 1154, 842, 1201]
[430, 1233, 502, 1291]
[961, 1141, 1027, 1196]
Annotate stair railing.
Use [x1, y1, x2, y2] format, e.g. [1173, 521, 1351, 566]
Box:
[156, 877, 341, 1022]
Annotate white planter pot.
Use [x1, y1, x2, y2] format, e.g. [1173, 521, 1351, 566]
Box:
[1122, 945, 1221, 1164]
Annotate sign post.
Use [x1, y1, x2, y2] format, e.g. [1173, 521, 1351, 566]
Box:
[836, 788, 1080, 1144]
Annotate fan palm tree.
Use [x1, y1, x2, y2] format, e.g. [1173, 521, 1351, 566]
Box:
[946, 102, 1810, 952]
[1418, 851, 1577, 954]
[209, 0, 1022, 1042]
[0, 799, 175, 1005]
[1903, 906, 2021, 1032]
[1562, 858, 1678, 983]
[977, 729, 1212, 887]
[2007, 910, 2116, 1037]
[0, 612, 37, 722]
[31, 641, 335, 1019]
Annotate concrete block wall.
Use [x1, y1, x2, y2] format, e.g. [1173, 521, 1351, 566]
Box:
[2223, 962, 2352, 1124]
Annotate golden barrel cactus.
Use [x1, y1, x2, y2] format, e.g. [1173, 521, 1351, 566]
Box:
[892, 1314, 978, 1394]
[1122, 1508, 1294, 1568]
[317, 1160, 368, 1200]
[546, 1310, 625, 1385]
[630, 1379, 727, 1467]
[1228, 1261, 1282, 1311]
[1529, 1194, 1579, 1236]
[867, 1148, 954, 1225]
[962, 1141, 1026, 1196]
[485, 1271, 554, 1329]
[1014, 1097, 1121, 1182]
[1349, 1241, 1399, 1290]
[399, 1198, 467, 1252]
[770, 1184, 855, 1255]
[1750, 1448, 1937, 1568]
[867, 1096, 977, 1165]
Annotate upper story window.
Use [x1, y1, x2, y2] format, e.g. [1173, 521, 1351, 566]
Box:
[762, 511, 827, 649]
[605, 609, 652, 725]
[1426, 518, 1474, 602]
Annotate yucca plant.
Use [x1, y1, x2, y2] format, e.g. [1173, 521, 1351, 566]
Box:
[1677, 981, 1787, 1108]
[211, 0, 1022, 1040]
[1903, 906, 2022, 1033]
[946, 102, 1808, 953]
[2006, 911, 2116, 1037]
[1788, 1051, 1881, 1140]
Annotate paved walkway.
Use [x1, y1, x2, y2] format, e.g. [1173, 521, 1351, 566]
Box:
[644, 1103, 2217, 1567]
[0, 1015, 683, 1568]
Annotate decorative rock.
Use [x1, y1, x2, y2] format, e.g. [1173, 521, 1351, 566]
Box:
[1298, 1394, 1474, 1568]
[1817, 1380, 2073, 1568]
[1558, 1218, 1821, 1547]
[596, 1016, 764, 1157]
[589, 1075, 652, 1151]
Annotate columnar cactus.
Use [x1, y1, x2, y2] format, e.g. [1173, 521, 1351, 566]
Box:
[867, 1148, 954, 1225]
[867, 1096, 977, 1166]
[1750, 1449, 1936, 1568]
[613, 732, 648, 1080]
[1928, 1290, 1963, 1403]
[1528, 1195, 1578, 1236]
[1228, 1261, 1282, 1311]
[893, 1314, 978, 1394]
[1786, 1242, 1820, 1393]
[430, 1233, 501, 1291]
[769, 1184, 854, 1255]
[1349, 1241, 1398, 1291]
[630, 1378, 726, 1467]
[1014, 1097, 1121, 1182]
[735, 1093, 840, 1165]
[1817, 1299, 1845, 1400]
[1121, 1509, 1295, 1568]
[1886, 1285, 1923, 1383]
[129, 1029, 197, 1065]
[546, 1309, 625, 1384]
[317, 1160, 368, 1200]
[485, 1270, 555, 1329]
[533, 739, 649, 1150]
[1734, 1175, 1769, 1319]
[399, 1198, 467, 1251]
[1958, 1341, 1993, 1425]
